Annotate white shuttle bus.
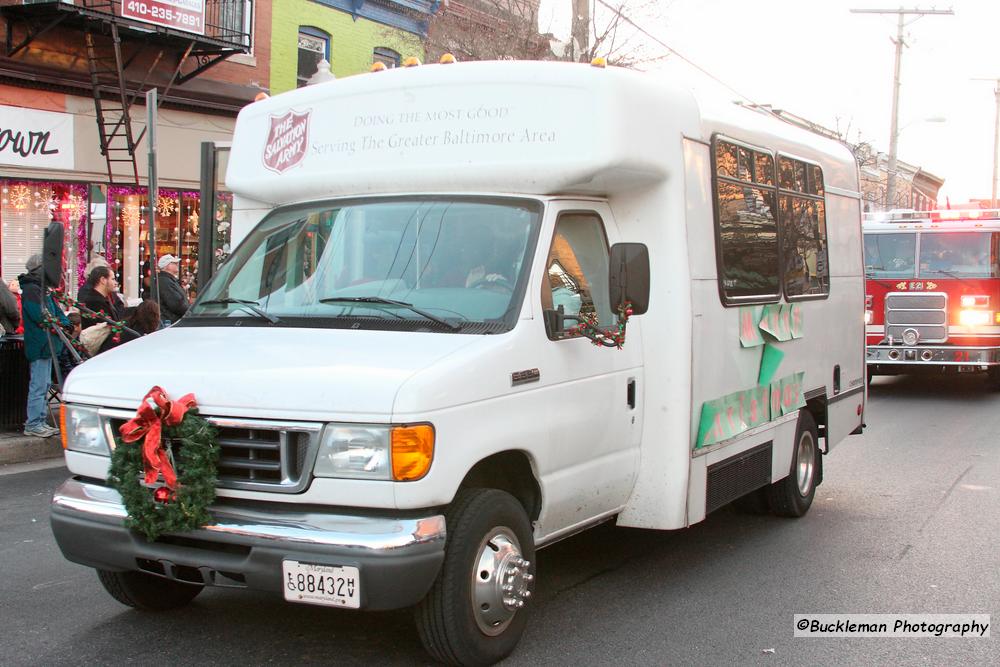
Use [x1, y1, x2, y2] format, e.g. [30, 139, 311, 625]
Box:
[52, 61, 865, 665]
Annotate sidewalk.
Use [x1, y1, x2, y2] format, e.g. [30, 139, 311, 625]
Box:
[0, 429, 63, 465]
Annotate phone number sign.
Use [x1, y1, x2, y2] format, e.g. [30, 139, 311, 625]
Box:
[121, 0, 205, 35]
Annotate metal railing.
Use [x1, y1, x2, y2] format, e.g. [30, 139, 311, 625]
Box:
[10, 0, 253, 49]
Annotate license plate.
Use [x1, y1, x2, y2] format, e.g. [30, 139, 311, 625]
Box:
[282, 560, 360, 609]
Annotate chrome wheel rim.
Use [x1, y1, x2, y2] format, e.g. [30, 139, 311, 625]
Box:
[471, 527, 532, 636]
[796, 430, 816, 496]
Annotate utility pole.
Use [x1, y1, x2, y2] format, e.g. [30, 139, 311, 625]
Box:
[851, 7, 953, 210]
[571, 0, 590, 62]
[973, 78, 1000, 209]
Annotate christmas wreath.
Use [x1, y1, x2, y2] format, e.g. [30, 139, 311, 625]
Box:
[108, 386, 220, 541]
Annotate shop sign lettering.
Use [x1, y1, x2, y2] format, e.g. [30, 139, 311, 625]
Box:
[263, 110, 310, 174]
[121, 0, 205, 35]
[0, 105, 74, 170]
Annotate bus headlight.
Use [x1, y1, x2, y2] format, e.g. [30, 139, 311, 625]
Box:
[315, 425, 391, 480]
[314, 423, 435, 481]
[61, 404, 109, 456]
[864, 310, 873, 325]
[959, 309, 992, 327]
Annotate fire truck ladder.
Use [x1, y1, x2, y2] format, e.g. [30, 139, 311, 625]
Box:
[84, 22, 141, 185]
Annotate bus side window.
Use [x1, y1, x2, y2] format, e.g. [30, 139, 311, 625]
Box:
[778, 156, 829, 299]
[712, 137, 780, 304]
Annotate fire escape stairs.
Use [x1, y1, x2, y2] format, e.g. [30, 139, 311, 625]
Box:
[82, 19, 195, 186]
[84, 23, 142, 186]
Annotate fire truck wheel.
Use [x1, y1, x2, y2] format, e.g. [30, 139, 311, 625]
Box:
[97, 569, 203, 611]
[767, 410, 819, 518]
[867, 368, 874, 387]
[986, 367, 1000, 389]
[415, 488, 535, 666]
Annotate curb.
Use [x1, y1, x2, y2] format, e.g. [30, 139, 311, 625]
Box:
[0, 431, 64, 465]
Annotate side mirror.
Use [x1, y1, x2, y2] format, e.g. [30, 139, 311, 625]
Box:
[609, 242, 649, 315]
[42, 222, 65, 289]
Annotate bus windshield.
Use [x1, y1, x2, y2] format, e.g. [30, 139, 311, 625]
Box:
[188, 197, 542, 333]
[864, 233, 916, 279]
[918, 231, 999, 278]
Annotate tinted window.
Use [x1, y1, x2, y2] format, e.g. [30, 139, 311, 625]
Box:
[777, 155, 829, 299]
[780, 196, 829, 297]
[864, 233, 916, 279]
[716, 181, 780, 298]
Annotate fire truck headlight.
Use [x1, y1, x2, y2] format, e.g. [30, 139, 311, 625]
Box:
[959, 309, 992, 327]
[961, 295, 990, 308]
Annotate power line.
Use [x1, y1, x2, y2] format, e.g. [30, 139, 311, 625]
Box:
[592, 0, 757, 104]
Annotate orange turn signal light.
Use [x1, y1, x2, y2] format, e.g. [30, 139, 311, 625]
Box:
[59, 404, 68, 450]
[391, 424, 434, 481]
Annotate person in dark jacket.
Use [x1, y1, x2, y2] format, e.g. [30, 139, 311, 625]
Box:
[156, 254, 189, 325]
[19, 254, 69, 437]
[77, 266, 125, 329]
[0, 278, 19, 335]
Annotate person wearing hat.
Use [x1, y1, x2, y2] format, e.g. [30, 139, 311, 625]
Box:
[18, 253, 69, 438]
[156, 254, 189, 326]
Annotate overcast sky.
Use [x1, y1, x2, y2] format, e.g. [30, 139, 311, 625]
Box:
[539, 0, 999, 205]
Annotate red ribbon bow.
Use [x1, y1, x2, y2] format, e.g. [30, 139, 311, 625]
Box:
[119, 386, 197, 489]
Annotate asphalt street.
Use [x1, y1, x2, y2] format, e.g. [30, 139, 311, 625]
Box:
[1, 373, 997, 665]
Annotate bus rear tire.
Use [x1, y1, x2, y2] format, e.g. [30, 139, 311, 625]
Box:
[415, 488, 535, 666]
[767, 410, 819, 518]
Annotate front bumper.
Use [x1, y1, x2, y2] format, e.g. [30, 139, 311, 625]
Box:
[866, 344, 1000, 369]
[50, 478, 447, 611]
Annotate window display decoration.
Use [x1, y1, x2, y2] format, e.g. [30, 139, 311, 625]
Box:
[156, 194, 178, 218]
[7, 184, 32, 209]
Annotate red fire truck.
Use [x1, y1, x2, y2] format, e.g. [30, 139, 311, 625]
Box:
[864, 209, 1000, 384]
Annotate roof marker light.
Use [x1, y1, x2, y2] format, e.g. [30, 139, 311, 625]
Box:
[591, 57, 607, 68]
[370, 61, 387, 72]
[403, 57, 421, 67]
[253, 92, 270, 102]
[439, 53, 457, 64]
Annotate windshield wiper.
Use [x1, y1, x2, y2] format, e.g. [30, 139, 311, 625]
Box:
[319, 296, 460, 331]
[198, 298, 281, 324]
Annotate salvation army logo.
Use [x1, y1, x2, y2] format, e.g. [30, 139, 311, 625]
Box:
[262, 110, 310, 173]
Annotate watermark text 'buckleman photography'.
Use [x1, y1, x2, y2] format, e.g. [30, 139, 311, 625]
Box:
[794, 614, 990, 638]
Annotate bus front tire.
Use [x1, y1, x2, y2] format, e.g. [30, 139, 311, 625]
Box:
[767, 410, 819, 518]
[97, 569, 203, 611]
[415, 488, 535, 666]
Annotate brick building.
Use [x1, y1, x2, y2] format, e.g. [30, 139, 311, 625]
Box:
[0, 0, 268, 300]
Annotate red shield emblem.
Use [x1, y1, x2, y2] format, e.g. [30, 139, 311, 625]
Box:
[262, 110, 310, 173]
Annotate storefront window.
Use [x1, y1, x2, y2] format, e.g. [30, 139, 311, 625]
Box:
[106, 187, 232, 302]
[0, 180, 89, 296]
